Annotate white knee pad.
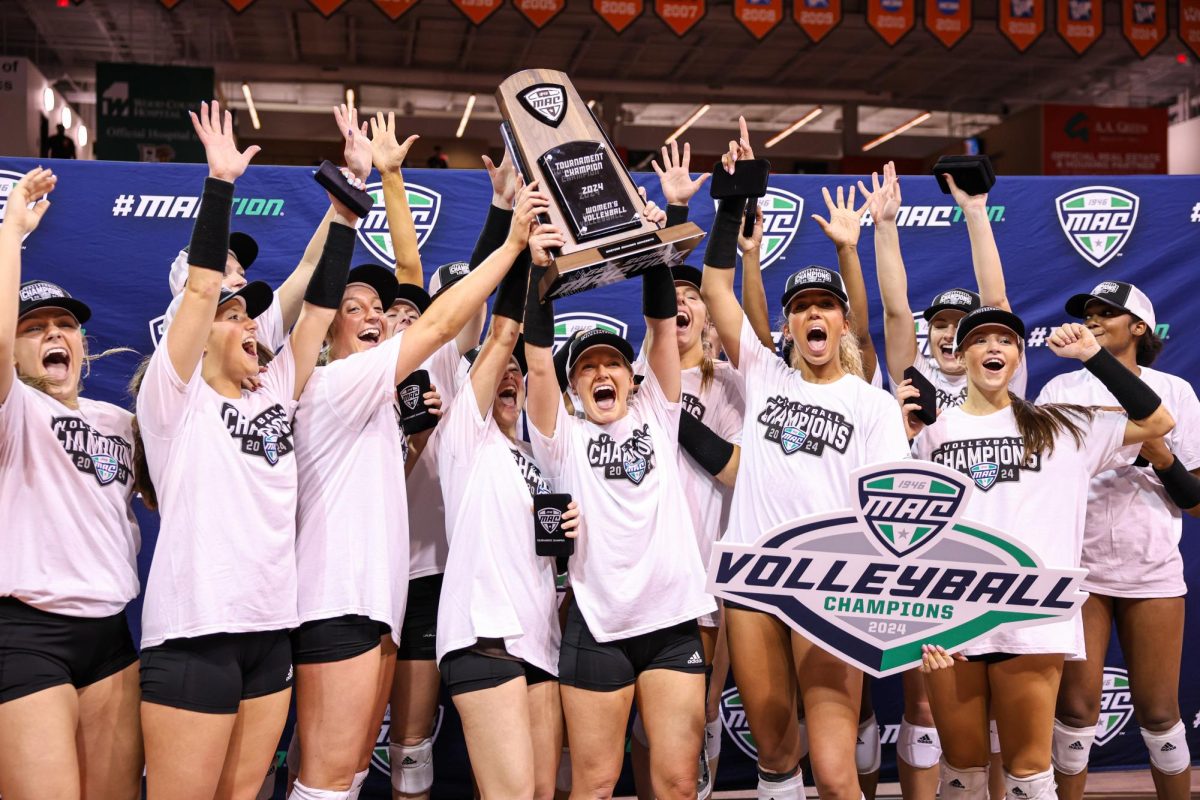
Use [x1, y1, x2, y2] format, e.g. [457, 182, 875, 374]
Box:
[555, 746, 572, 793]
[756, 766, 807, 800]
[289, 780, 351, 800]
[855, 715, 881, 774]
[705, 717, 722, 761]
[1003, 767, 1055, 800]
[989, 719, 1001, 755]
[1142, 721, 1190, 775]
[897, 719, 941, 769]
[1050, 720, 1095, 776]
[797, 718, 809, 759]
[940, 760, 989, 799]
[347, 768, 369, 800]
[389, 738, 433, 795]
[631, 712, 649, 747]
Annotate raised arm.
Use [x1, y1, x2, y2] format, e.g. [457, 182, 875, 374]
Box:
[738, 205, 776, 352]
[812, 184, 876, 381]
[946, 173, 1009, 311]
[523, 225, 567, 438]
[860, 163, 915, 385]
[0, 168, 57, 405]
[167, 101, 261, 383]
[369, 110, 422, 287]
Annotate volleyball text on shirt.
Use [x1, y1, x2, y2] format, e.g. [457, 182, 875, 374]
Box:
[756, 396, 855, 456]
[929, 437, 1042, 491]
[51, 416, 134, 486]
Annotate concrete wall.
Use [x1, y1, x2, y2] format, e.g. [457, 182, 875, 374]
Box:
[1168, 115, 1200, 175]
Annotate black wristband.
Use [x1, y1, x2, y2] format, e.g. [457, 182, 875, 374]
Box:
[304, 222, 355, 309]
[524, 266, 555, 348]
[642, 263, 676, 320]
[492, 251, 530, 322]
[666, 203, 689, 228]
[704, 197, 746, 270]
[1082, 348, 1162, 420]
[678, 411, 734, 478]
[1154, 455, 1200, 510]
[470, 204, 514, 270]
[187, 178, 235, 273]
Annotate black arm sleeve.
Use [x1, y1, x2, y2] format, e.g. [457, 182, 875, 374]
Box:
[492, 250, 531, 322]
[666, 203, 689, 228]
[642, 263, 676, 320]
[1082, 348, 1162, 420]
[1154, 455, 1200, 510]
[678, 411, 735, 478]
[187, 178, 235, 273]
[303, 222, 355, 309]
[523, 266, 555, 348]
[703, 197, 746, 270]
[469, 205, 514, 270]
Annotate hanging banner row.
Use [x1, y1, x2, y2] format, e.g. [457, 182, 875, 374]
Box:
[147, 0, 1200, 57]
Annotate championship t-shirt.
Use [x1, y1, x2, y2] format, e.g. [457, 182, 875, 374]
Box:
[0, 378, 140, 617]
[1037, 367, 1200, 598]
[435, 380, 560, 674]
[726, 317, 911, 548]
[907, 350, 1029, 411]
[294, 332, 410, 642]
[913, 404, 1130, 657]
[529, 367, 716, 641]
[136, 331, 300, 648]
[162, 292, 285, 354]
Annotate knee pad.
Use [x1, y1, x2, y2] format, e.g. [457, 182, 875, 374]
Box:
[631, 712, 649, 747]
[756, 764, 806, 800]
[555, 746, 572, 793]
[1051, 720, 1095, 776]
[1142, 721, 1190, 775]
[989, 719, 1001, 755]
[855, 715, 881, 774]
[347, 768, 369, 800]
[897, 719, 941, 770]
[705, 717, 722, 761]
[389, 738, 433, 795]
[797, 718, 809, 759]
[698, 747, 713, 800]
[1004, 768, 1055, 800]
[289, 780, 351, 800]
[940, 761, 989, 799]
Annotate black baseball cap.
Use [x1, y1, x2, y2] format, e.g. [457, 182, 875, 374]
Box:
[780, 266, 849, 310]
[346, 264, 399, 311]
[18, 280, 92, 324]
[464, 338, 528, 375]
[228, 232, 259, 270]
[392, 283, 432, 315]
[217, 280, 273, 320]
[671, 265, 703, 291]
[428, 261, 472, 300]
[954, 306, 1026, 351]
[923, 288, 981, 321]
[1065, 280, 1156, 330]
[566, 327, 636, 376]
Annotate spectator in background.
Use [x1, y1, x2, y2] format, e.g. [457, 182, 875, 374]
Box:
[426, 145, 449, 169]
[44, 125, 76, 160]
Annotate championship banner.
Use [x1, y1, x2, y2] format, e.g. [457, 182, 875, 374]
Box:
[223, 0, 257, 11]
[654, 0, 706, 36]
[307, 0, 349, 17]
[793, 0, 843, 42]
[733, 0, 784, 39]
[1183, 0, 1200, 60]
[157, 0, 184, 9]
[925, 0, 972, 48]
[1057, 0, 1103, 54]
[369, 0, 419, 21]
[594, 0, 644, 32]
[451, 0, 503, 25]
[1122, 0, 1166, 56]
[513, 0, 566, 28]
[867, 0, 916, 45]
[998, 0, 1045, 51]
[95, 62, 213, 163]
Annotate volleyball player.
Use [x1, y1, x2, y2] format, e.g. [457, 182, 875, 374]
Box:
[1039, 282, 1198, 800]
[904, 308, 1174, 800]
[0, 168, 143, 800]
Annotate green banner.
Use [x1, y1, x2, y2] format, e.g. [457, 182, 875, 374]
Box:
[95, 62, 213, 162]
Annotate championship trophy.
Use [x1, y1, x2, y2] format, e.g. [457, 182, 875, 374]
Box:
[497, 69, 705, 299]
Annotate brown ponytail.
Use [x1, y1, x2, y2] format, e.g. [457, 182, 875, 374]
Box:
[127, 355, 158, 511]
[1008, 391, 1095, 463]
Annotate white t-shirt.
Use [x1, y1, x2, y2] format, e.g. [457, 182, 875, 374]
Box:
[136, 332, 300, 648]
[294, 333, 410, 642]
[0, 379, 141, 617]
[726, 317, 912, 548]
[907, 350, 1028, 410]
[435, 380, 560, 674]
[162, 292, 286, 354]
[1037, 367, 1200, 598]
[530, 368, 716, 641]
[913, 404, 1130, 657]
[406, 341, 464, 580]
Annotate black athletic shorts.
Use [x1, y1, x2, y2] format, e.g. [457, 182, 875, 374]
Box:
[558, 602, 706, 692]
[140, 629, 293, 714]
[291, 614, 390, 665]
[0, 596, 138, 703]
[440, 646, 555, 697]
[965, 652, 1019, 664]
[723, 598, 763, 614]
[398, 574, 442, 661]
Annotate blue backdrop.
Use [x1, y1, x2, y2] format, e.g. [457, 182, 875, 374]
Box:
[2, 157, 1197, 795]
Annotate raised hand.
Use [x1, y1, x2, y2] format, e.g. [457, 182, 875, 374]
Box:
[423, 386, 444, 419]
[333, 104, 372, 181]
[811, 184, 867, 250]
[738, 203, 763, 255]
[636, 187, 667, 227]
[189, 100, 260, 182]
[651, 140, 710, 206]
[528, 223, 566, 268]
[326, 166, 368, 224]
[857, 161, 901, 226]
[368, 111, 419, 176]
[721, 116, 754, 174]
[945, 171, 988, 214]
[507, 180, 551, 251]
[897, 378, 927, 440]
[1, 167, 57, 236]
[482, 149, 519, 210]
[561, 500, 582, 539]
[1047, 322, 1100, 361]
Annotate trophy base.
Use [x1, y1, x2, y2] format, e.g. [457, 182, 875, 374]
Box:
[538, 222, 705, 300]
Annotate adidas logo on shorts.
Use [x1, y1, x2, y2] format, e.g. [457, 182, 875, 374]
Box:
[687, 651, 703, 665]
[917, 734, 933, 744]
[1069, 741, 1085, 750]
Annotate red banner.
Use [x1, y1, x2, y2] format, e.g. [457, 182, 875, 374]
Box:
[514, 0, 565, 27]
[1122, 0, 1165, 56]
[655, 0, 706, 36]
[223, 0, 257, 11]
[997, 0, 1045, 51]
[734, 0, 784, 38]
[1056, 0, 1103, 55]
[158, 0, 184, 8]
[793, 0, 842, 42]
[594, 0, 643, 32]
[451, 0, 503, 24]
[308, 0, 348, 16]
[866, 0, 915, 44]
[1183, 0, 1200, 60]
[925, 0, 971, 47]
[369, 0, 419, 20]
[1043, 104, 1168, 174]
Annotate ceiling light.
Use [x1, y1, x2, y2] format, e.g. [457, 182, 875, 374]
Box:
[242, 83, 261, 130]
[665, 104, 710, 145]
[862, 112, 932, 152]
[78, 125, 88, 147]
[764, 107, 824, 149]
[61, 106, 72, 128]
[42, 87, 54, 115]
[456, 94, 476, 138]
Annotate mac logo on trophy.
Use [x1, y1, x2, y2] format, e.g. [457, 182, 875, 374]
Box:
[498, 69, 705, 299]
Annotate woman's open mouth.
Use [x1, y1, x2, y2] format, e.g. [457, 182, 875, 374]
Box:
[42, 347, 70, 381]
[593, 384, 616, 411]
